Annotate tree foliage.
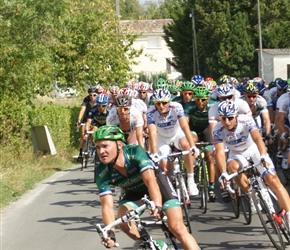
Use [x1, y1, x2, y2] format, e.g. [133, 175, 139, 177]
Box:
[0, 0, 142, 144]
[161, 0, 290, 80]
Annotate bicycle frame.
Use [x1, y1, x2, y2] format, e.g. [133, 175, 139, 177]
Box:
[96, 196, 177, 249]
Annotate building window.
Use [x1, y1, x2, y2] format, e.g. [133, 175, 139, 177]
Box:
[148, 37, 160, 48]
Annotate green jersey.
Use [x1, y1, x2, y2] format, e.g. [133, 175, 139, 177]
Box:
[96, 144, 154, 196]
[172, 95, 187, 108]
[184, 99, 216, 133]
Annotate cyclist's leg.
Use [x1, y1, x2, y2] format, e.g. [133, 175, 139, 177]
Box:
[165, 205, 200, 250]
[175, 131, 198, 196]
[117, 192, 147, 240]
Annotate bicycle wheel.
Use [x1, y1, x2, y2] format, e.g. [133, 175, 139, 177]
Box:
[176, 172, 192, 234]
[230, 181, 240, 219]
[200, 159, 208, 214]
[252, 189, 285, 250]
[132, 239, 151, 249]
[239, 188, 251, 225]
[269, 191, 290, 243]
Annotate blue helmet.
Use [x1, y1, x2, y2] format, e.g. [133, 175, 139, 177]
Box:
[218, 101, 238, 117]
[276, 80, 287, 90]
[191, 75, 204, 85]
[152, 89, 171, 102]
[96, 94, 108, 105]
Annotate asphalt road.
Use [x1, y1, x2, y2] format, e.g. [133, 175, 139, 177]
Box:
[1, 162, 289, 250]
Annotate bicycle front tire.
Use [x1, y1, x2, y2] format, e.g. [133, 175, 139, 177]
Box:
[239, 188, 251, 225]
[230, 181, 240, 219]
[176, 172, 192, 234]
[200, 159, 208, 214]
[132, 239, 151, 249]
[252, 189, 285, 250]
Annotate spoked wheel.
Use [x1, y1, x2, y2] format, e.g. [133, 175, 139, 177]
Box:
[252, 189, 285, 250]
[176, 173, 192, 234]
[269, 191, 290, 243]
[132, 239, 151, 250]
[239, 188, 251, 225]
[200, 161, 208, 214]
[230, 180, 240, 219]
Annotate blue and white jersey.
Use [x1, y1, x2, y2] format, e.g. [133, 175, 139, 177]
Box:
[212, 114, 257, 151]
[240, 95, 268, 118]
[263, 87, 278, 108]
[146, 101, 184, 138]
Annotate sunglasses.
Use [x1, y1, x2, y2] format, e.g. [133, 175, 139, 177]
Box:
[219, 95, 233, 101]
[220, 116, 235, 121]
[172, 92, 178, 96]
[117, 107, 130, 111]
[90, 94, 97, 97]
[245, 94, 258, 98]
[154, 101, 170, 106]
[97, 104, 107, 108]
[183, 91, 194, 96]
[195, 97, 208, 102]
[139, 91, 147, 94]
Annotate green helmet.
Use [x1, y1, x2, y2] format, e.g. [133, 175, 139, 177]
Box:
[180, 81, 195, 91]
[154, 78, 168, 90]
[94, 125, 125, 143]
[168, 84, 180, 93]
[194, 86, 209, 98]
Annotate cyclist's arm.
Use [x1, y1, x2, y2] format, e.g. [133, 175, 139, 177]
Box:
[267, 106, 274, 124]
[100, 194, 115, 227]
[179, 116, 195, 147]
[77, 105, 86, 123]
[136, 126, 144, 148]
[148, 123, 158, 154]
[214, 142, 227, 173]
[209, 122, 217, 144]
[275, 111, 287, 137]
[261, 110, 271, 135]
[250, 128, 267, 155]
[142, 168, 162, 208]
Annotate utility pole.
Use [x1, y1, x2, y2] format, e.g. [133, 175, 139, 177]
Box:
[257, 0, 264, 79]
[115, 0, 120, 17]
[191, 8, 200, 76]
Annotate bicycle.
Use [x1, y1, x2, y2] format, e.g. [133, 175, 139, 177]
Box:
[223, 159, 290, 249]
[221, 173, 252, 225]
[81, 130, 95, 171]
[167, 147, 192, 234]
[96, 195, 178, 249]
[194, 141, 212, 214]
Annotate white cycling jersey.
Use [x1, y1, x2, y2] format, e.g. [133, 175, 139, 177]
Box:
[263, 87, 278, 107]
[208, 99, 252, 124]
[276, 92, 290, 113]
[146, 101, 184, 138]
[132, 98, 147, 114]
[106, 106, 144, 132]
[213, 114, 257, 152]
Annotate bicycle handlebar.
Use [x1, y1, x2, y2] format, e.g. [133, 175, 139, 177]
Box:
[96, 196, 155, 248]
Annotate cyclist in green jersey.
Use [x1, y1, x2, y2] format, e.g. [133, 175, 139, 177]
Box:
[184, 86, 217, 201]
[172, 81, 196, 107]
[94, 125, 200, 250]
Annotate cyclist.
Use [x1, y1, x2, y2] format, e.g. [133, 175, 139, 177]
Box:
[76, 87, 98, 162]
[213, 101, 290, 222]
[241, 80, 271, 137]
[146, 89, 200, 196]
[107, 85, 119, 110]
[263, 78, 284, 124]
[106, 95, 145, 148]
[184, 86, 217, 201]
[172, 81, 196, 106]
[94, 125, 200, 249]
[85, 94, 109, 135]
[136, 81, 152, 108]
